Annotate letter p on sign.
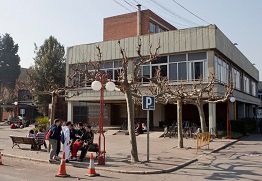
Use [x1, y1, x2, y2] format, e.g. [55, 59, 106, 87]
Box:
[142, 96, 155, 110]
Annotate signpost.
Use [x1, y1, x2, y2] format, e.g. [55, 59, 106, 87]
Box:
[142, 96, 155, 162]
[20, 109, 25, 118]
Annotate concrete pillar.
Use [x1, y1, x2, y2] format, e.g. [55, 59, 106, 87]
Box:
[238, 103, 245, 119]
[67, 101, 73, 123]
[153, 104, 165, 127]
[208, 103, 216, 135]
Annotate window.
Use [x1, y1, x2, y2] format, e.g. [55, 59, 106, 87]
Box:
[243, 75, 250, 94]
[149, 22, 156, 33]
[214, 56, 229, 83]
[178, 62, 187, 80]
[232, 68, 241, 90]
[169, 63, 177, 80]
[169, 54, 186, 62]
[142, 65, 150, 82]
[192, 62, 203, 80]
[251, 81, 256, 96]
[73, 106, 88, 123]
[149, 22, 167, 33]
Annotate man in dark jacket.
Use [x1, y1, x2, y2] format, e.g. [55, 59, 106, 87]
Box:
[79, 125, 94, 161]
[49, 119, 61, 162]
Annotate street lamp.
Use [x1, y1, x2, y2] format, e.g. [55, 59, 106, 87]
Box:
[91, 73, 116, 165]
[13, 101, 18, 118]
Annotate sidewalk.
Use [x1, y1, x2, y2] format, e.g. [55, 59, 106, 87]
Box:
[0, 125, 237, 174]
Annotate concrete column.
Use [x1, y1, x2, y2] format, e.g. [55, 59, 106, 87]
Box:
[208, 103, 216, 135]
[67, 101, 73, 123]
[153, 104, 165, 127]
[238, 103, 245, 119]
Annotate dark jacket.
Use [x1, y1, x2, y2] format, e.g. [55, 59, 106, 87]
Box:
[49, 124, 61, 141]
[75, 128, 86, 141]
[83, 130, 94, 144]
[69, 128, 76, 141]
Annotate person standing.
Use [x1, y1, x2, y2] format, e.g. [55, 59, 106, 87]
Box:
[62, 122, 71, 162]
[56, 120, 62, 157]
[49, 119, 61, 162]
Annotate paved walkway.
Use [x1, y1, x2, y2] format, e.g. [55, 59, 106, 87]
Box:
[0, 125, 235, 173]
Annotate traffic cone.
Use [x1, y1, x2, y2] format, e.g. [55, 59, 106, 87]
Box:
[55, 152, 70, 177]
[0, 152, 3, 165]
[86, 153, 99, 177]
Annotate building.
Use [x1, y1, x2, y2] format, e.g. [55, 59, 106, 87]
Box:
[1, 68, 38, 122]
[65, 8, 260, 132]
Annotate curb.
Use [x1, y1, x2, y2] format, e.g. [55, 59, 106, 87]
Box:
[3, 153, 198, 174]
[2, 137, 243, 175]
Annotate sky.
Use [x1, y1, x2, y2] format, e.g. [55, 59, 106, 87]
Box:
[0, 0, 261, 79]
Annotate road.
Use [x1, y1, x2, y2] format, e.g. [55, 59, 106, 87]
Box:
[0, 135, 261, 181]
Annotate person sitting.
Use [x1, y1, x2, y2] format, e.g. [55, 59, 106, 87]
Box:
[79, 125, 94, 162]
[135, 122, 143, 135]
[36, 128, 47, 150]
[142, 123, 147, 132]
[27, 129, 36, 138]
[27, 129, 36, 149]
[69, 123, 76, 153]
[71, 122, 86, 160]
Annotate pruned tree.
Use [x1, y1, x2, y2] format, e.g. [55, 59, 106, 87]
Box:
[148, 70, 233, 148]
[69, 39, 160, 162]
[189, 74, 233, 133]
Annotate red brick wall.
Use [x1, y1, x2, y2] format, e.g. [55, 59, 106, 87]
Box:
[103, 10, 177, 41]
[103, 12, 137, 41]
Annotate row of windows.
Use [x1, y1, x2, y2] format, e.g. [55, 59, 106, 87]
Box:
[215, 55, 257, 96]
[142, 52, 208, 82]
[68, 52, 257, 97]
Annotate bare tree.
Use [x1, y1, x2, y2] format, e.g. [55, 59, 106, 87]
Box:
[69, 39, 160, 162]
[189, 75, 233, 133]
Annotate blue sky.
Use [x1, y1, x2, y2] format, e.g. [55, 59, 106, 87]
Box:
[0, 0, 261, 79]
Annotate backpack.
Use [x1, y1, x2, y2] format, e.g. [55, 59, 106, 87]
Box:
[45, 129, 52, 140]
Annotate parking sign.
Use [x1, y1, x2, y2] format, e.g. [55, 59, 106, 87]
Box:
[142, 96, 155, 110]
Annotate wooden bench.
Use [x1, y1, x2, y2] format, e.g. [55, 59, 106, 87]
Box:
[10, 135, 37, 149]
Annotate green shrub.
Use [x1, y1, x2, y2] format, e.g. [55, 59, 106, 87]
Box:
[35, 116, 50, 131]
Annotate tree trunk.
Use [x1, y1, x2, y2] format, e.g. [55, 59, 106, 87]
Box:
[197, 103, 208, 132]
[50, 92, 57, 125]
[48, 92, 57, 152]
[125, 90, 139, 162]
[177, 99, 183, 148]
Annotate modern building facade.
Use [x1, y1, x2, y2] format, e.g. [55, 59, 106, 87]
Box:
[66, 9, 260, 132]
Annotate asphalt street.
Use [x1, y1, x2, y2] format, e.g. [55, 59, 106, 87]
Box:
[0, 135, 261, 181]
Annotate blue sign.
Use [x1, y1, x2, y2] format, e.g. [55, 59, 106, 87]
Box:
[142, 96, 155, 110]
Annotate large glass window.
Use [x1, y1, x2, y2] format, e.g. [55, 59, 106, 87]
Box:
[215, 56, 229, 83]
[142, 65, 150, 82]
[169, 63, 177, 80]
[232, 68, 241, 90]
[243, 75, 250, 94]
[251, 81, 256, 96]
[178, 62, 187, 80]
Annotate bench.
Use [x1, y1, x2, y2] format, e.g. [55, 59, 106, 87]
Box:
[10, 135, 37, 149]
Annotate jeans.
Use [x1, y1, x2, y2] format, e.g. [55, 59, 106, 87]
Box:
[49, 139, 58, 160]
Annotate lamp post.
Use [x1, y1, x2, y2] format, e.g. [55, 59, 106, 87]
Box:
[13, 101, 18, 118]
[227, 96, 236, 139]
[91, 73, 116, 165]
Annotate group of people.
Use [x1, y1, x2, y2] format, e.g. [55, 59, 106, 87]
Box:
[27, 128, 47, 149]
[135, 122, 147, 135]
[47, 119, 94, 163]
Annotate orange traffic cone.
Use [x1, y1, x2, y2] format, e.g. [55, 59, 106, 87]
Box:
[86, 153, 99, 177]
[55, 152, 70, 177]
[0, 152, 3, 165]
